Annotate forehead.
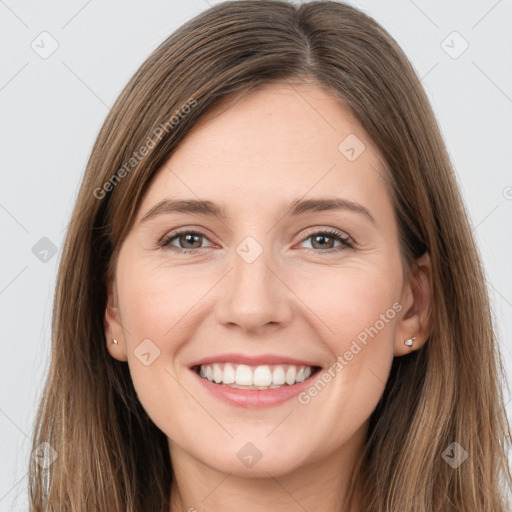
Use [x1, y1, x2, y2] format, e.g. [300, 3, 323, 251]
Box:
[138, 82, 390, 220]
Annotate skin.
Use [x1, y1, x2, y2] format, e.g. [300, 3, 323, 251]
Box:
[104, 82, 432, 512]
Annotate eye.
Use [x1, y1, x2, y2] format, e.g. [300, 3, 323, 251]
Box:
[297, 228, 354, 253]
[159, 230, 214, 254]
[159, 227, 354, 254]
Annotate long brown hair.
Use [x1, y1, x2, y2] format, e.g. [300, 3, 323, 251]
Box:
[28, 1, 511, 510]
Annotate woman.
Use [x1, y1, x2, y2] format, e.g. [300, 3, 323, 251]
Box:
[28, 1, 511, 510]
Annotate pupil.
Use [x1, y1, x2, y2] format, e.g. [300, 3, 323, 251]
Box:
[314, 234, 332, 249]
[184, 234, 199, 248]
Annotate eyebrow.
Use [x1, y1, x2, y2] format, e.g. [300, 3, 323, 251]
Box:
[140, 197, 375, 224]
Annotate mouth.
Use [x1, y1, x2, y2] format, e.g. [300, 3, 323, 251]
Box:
[192, 362, 322, 390]
[189, 353, 324, 408]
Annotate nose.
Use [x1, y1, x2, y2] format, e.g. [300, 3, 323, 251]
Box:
[214, 240, 293, 335]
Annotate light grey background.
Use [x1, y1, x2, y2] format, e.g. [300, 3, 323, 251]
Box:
[1, 1, 511, 510]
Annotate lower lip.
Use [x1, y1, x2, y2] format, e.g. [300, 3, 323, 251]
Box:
[192, 369, 318, 408]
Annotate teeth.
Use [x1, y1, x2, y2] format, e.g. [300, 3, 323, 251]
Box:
[223, 363, 235, 384]
[272, 366, 286, 385]
[235, 364, 253, 386]
[285, 366, 296, 385]
[197, 362, 315, 388]
[212, 363, 223, 384]
[295, 367, 306, 383]
[253, 365, 272, 386]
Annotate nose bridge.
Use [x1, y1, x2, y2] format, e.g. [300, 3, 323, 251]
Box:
[215, 232, 292, 331]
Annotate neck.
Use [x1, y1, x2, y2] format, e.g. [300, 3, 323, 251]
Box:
[169, 428, 366, 512]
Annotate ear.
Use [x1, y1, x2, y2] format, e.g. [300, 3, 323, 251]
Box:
[394, 251, 433, 356]
[104, 279, 128, 361]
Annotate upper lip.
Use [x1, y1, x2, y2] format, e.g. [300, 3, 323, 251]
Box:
[189, 353, 322, 368]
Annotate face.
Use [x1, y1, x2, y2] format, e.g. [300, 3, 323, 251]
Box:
[105, 82, 430, 478]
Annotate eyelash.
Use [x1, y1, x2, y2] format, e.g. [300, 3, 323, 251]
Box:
[158, 227, 354, 255]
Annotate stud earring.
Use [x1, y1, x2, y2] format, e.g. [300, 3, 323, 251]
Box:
[404, 336, 416, 347]
[112, 339, 118, 345]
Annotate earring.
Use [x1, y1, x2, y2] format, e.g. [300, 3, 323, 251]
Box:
[404, 336, 416, 347]
[112, 339, 118, 345]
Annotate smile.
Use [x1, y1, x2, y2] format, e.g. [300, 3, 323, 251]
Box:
[196, 363, 318, 389]
[190, 353, 323, 408]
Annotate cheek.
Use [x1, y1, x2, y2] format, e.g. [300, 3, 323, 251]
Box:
[294, 263, 400, 408]
[118, 258, 207, 340]
[297, 259, 401, 351]
[114, 255, 200, 431]
[329, 280, 399, 361]
[116, 264, 204, 439]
